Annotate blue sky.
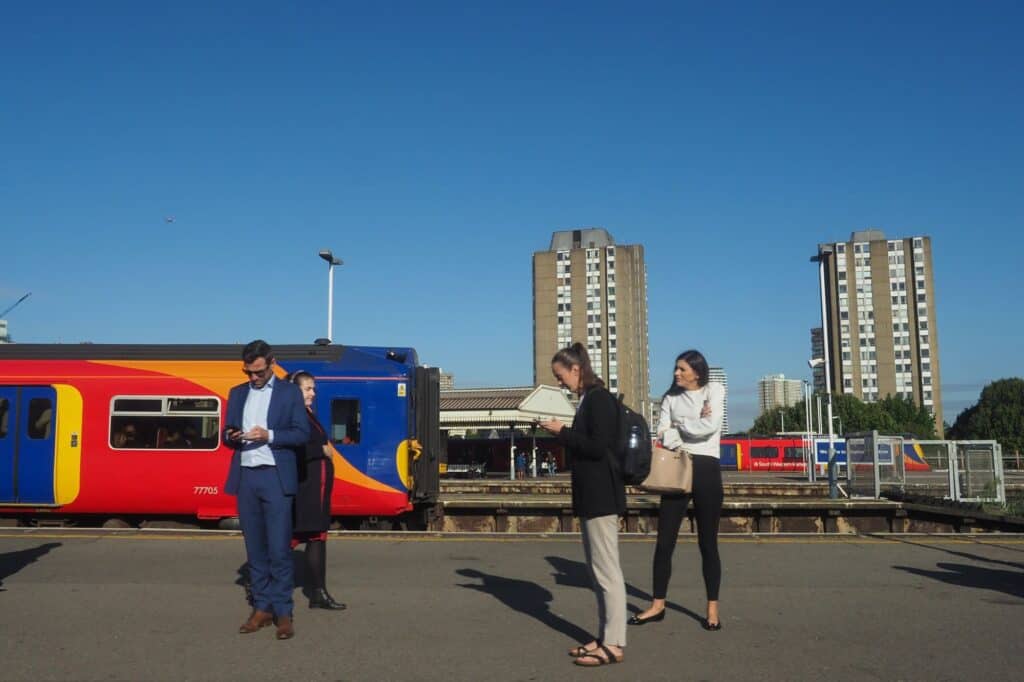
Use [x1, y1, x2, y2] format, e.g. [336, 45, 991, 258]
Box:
[2, 1, 1021, 429]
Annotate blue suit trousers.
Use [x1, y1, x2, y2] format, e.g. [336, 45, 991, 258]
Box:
[237, 466, 294, 617]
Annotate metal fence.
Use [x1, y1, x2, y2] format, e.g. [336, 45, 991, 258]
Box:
[913, 440, 952, 471]
[847, 437, 1007, 503]
[952, 441, 1005, 503]
[845, 432, 905, 499]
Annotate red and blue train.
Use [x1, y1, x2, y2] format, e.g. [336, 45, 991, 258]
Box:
[0, 344, 440, 527]
[720, 437, 932, 472]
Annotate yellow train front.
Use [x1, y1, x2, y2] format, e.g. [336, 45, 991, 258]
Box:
[0, 344, 441, 528]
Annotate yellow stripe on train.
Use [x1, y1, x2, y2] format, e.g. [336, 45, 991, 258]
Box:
[53, 384, 83, 505]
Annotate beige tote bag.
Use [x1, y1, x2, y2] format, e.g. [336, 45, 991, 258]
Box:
[640, 445, 693, 494]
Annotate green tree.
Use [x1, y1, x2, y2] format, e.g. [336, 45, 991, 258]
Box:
[829, 393, 895, 435]
[751, 392, 937, 437]
[947, 378, 1024, 454]
[878, 394, 937, 439]
[751, 404, 805, 435]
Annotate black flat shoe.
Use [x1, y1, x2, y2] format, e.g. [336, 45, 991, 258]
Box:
[702, 618, 722, 631]
[309, 589, 347, 610]
[628, 609, 665, 625]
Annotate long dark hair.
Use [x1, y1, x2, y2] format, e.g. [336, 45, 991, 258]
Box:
[552, 342, 604, 392]
[664, 349, 710, 397]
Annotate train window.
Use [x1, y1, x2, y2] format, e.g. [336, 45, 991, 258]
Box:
[27, 398, 53, 439]
[113, 398, 163, 413]
[0, 398, 8, 437]
[330, 399, 361, 445]
[750, 447, 777, 459]
[109, 395, 221, 451]
[168, 398, 219, 412]
[783, 447, 804, 460]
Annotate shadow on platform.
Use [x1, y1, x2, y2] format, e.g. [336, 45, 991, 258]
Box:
[884, 536, 1024, 570]
[545, 555, 704, 624]
[887, 536, 1024, 598]
[893, 562, 1024, 600]
[234, 550, 316, 606]
[456, 567, 592, 643]
[0, 542, 61, 591]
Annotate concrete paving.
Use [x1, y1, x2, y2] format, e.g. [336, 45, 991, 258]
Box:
[1, 530, 1022, 681]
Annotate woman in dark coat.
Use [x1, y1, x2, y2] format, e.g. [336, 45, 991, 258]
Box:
[289, 371, 346, 611]
[539, 342, 626, 667]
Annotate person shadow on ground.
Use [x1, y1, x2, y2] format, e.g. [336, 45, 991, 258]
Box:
[0, 542, 62, 592]
[892, 562, 1024, 600]
[545, 554, 704, 625]
[235, 552, 314, 607]
[887, 537, 1024, 570]
[455, 567, 592, 643]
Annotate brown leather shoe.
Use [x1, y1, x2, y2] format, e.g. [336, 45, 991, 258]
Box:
[275, 615, 294, 640]
[238, 609, 273, 634]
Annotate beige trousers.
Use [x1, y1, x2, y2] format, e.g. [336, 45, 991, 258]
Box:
[580, 514, 627, 647]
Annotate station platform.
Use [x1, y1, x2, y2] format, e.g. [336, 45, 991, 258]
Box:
[1, 529, 1021, 681]
[436, 477, 1024, 534]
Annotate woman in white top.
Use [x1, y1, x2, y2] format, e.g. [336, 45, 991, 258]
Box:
[628, 349, 726, 631]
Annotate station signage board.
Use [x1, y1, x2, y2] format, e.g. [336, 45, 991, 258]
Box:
[814, 439, 847, 464]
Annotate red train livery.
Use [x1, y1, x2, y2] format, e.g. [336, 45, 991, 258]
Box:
[0, 344, 441, 526]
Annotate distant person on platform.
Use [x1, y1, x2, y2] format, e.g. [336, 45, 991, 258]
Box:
[224, 340, 309, 640]
[515, 449, 527, 480]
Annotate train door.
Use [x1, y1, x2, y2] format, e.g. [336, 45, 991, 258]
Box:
[0, 386, 58, 504]
[0, 387, 13, 500]
[410, 367, 440, 501]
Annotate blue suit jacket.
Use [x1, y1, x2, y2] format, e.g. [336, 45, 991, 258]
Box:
[223, 378, 310, 497]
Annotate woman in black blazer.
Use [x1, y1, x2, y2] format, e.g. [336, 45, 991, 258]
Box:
[539, 343, 626, 667]
[289, 371, 346, 611]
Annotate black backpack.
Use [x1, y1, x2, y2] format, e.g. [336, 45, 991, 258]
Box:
[614, 396, 651, 485]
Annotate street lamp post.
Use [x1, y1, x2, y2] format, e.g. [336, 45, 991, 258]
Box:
[804, 380, 815, 482]
[509, 422, 517, 482]
[530, 423, 538, 478]
[810, 243, 838, 499]
[833, 415, 843, 436]
[318, 250, 343, 343]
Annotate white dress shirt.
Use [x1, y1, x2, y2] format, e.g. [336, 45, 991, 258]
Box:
[240, 376, 277, 467]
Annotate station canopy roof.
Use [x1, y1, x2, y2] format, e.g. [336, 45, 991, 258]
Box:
[441, 385, 576, 429]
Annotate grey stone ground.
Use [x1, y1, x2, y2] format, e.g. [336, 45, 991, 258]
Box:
[1, 530, 1021, 681]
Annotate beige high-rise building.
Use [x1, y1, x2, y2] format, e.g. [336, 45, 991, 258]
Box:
[533, 228, 650, 417]
[758, 374, 804, 414]
[817, 229, 943, 433]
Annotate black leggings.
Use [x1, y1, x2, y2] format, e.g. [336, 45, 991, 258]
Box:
[652, 454, 723, 601]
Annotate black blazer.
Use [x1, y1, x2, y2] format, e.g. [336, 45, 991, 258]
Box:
[300, 412, 329, 464]
[558, 384, 626, 519]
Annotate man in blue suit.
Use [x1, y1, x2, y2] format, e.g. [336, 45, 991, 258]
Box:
[224, 339, 309, 640]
